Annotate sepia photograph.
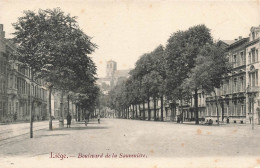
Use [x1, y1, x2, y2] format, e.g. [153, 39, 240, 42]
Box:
[0, 0, 260, 167]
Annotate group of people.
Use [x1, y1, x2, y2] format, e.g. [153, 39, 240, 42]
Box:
[66, 113, 101, 128]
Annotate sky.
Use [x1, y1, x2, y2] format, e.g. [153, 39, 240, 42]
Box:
[0, 0, 259, 77]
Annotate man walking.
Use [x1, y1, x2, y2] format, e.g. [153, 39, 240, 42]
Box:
[67, 113, 72, 128]
[98, 114, 100, 124]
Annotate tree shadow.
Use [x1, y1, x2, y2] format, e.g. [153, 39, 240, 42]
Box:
[74, 122, 104, 125]
[52, 126, 109, 131]
[34, 134, 69, 139]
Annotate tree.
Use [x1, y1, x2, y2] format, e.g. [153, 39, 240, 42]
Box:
[185, 43, 231, 125]
[164, 25, 213, 124]
[150, 45, 166, 121]
[12, 8, 97, 131]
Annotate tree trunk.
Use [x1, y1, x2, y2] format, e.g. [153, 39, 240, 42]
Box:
[148, 97, 151, 121]
[180, 99, 183, 123]
[132, 104, 135, 119]
[75, 105, 79, 121]
[30, 100, 35, 137]
[135, 105, 138, 118]
[59, 90, 64, 128]
[214, 91, 220, 126]
[127, 106, 130, 119]
[48, 86, 53, 130]
[143, 101, 145, 120]
[161, 96, 164, 121]
[139, 104, 141, 117]
[153, 97, 157, 121]
[67, 94, 70, 116]
[77, 106, 80, 121]
[194, 88, 199, 125]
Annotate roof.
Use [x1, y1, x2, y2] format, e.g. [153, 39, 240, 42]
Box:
[226, 38, 249, 49]
[114, 69, 131, 78]
[221, 40, 236, 45]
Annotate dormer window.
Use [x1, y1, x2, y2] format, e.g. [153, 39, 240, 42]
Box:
[252, 31, 255, 40]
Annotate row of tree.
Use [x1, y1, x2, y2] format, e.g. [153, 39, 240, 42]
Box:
[12, 8, 100, 130]
[108, 24, 231, 125]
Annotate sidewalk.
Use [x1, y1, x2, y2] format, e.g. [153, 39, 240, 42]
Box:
[0, 120, 59, 143]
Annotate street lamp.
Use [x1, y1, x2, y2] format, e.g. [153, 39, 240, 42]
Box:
[246, 84, 254, 130]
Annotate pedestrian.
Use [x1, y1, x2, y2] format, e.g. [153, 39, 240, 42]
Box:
[66, 113, 72, 128]
[84, 115, 88, 127]
[227, 116, 229, 124]
[248, 113, 252, 124]
[98, 114, 100, 124]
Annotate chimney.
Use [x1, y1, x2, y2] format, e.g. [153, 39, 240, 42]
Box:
[239, 36, 242, 40]
[0, 24, 3, 31]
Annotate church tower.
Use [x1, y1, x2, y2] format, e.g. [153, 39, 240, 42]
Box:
[106, 60, 117, 78]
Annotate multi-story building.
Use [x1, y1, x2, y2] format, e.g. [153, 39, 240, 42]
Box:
[205, 37, 248, 124]
[0, 24, 8, 122]
[246, 26, 260, 125]
[0, 24, 48, 122]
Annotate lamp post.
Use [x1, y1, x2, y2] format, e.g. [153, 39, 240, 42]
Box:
[30, 82, 33, 138]
[28, 69, 34, 138]
[246, 84, 254, 130]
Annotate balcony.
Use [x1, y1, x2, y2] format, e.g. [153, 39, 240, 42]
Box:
[247, 86, 260, 93]
[7, 89, 17, 96]
[18, 93, 29, 100]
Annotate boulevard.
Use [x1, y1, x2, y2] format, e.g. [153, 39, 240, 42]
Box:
[0, 2, 260, 168]
[0, 119, 259, 158]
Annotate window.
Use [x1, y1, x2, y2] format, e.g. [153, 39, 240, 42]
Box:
[249, 52, 251, 64]
[252, 32, 255, 40]
[256, 71, 258, 86]
[240, 77, 244, 92]
[241, 105, 244, 116]
[233, 55, 237, 67]
[240, 52, 245, 65]
[257, 49, 259, 62]
[252, 73, 256, 86]
[252, 49, 256, 63]
[233, 104, 237, 116]
[227, 80, 230, 94]
[233, 78, 237, 93]
[250, 71, 258, 86]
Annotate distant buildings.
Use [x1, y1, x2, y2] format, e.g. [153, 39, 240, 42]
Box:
[96, 60, 131, 118]
[97, 60, 131, 93]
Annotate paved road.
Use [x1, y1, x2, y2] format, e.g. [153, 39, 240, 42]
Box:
[0, 119, 259, 168]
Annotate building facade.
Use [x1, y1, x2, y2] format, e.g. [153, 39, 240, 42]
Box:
[205, 37, 248, 124]
[171, 26, 260, 125]
[246, 26, 260, 125]
[0, 24, 48, 122]
[0, 24, 8, 122]
[203, 26, 260, 125]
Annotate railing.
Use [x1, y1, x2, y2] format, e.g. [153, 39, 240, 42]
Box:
[7, 89, 17, 95]
[247, 86, 260, 92]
